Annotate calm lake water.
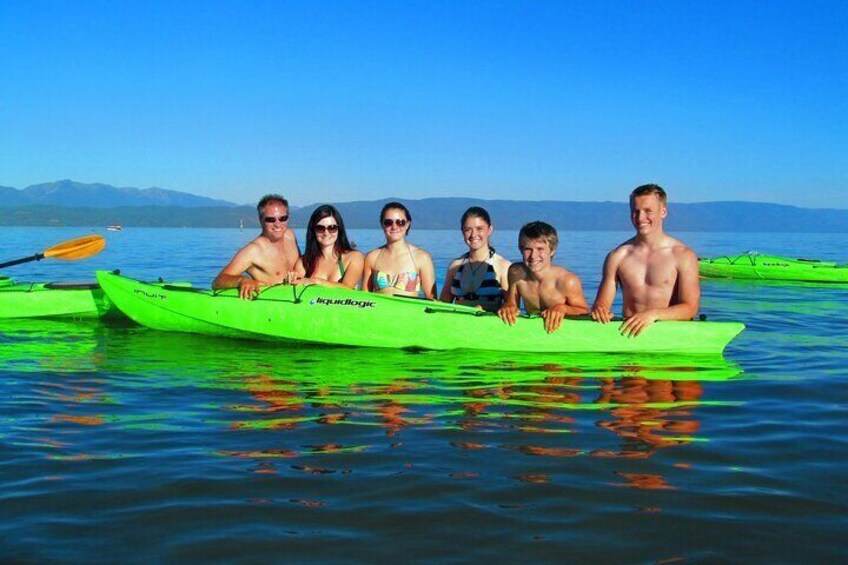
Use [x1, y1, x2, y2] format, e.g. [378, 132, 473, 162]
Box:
[2, 226, 847, 563]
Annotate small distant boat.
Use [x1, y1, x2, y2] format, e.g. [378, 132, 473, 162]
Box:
[106, 225, 123, 231]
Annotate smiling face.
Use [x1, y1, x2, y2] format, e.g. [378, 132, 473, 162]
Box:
[519, 236, 555, 273]
[260, 201, 289, 242]
[630, 193, 667, 236]
[381, 207, 410, 242]
[314, 215, 339, 248]
[462, 216, 493, 252]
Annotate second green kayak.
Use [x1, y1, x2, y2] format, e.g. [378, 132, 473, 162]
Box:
[700, 252, 848, 283]
[97, 270, 745, 355]
[0, 278, 192, 320]
[0, 281, 112, 319]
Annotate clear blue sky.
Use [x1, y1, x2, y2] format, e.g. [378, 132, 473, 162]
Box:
[1, 1, 845, 208]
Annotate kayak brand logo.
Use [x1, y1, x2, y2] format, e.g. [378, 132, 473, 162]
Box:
[134, 288, 168, 300]
[309, 296, 376, 309]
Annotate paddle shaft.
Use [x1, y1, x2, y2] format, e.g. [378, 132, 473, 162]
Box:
[0, 253, 45, 269]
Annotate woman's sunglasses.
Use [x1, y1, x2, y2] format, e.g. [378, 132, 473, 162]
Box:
[314, 224, 339, 234]
[263, 215, 289, 224]
[382, 218, 408, 228]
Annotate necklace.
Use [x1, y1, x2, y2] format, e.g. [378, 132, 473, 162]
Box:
[461, 249, 493, 298]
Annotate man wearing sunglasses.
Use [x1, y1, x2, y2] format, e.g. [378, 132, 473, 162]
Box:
[213, 194, 301, 299]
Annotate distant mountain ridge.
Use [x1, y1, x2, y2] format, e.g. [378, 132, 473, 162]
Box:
[1, 181, 847, 232]
[0, 180, 238, 208]
[303, 197, 848, 233]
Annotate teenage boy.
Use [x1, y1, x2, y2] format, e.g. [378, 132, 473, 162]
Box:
[498, 221, 589, 333]
[590, 184, 700, 336]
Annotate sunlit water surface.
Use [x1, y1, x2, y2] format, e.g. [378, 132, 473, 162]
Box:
[1, 227, 847, 562]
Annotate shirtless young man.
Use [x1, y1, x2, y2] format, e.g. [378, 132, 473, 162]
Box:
[498, 221, 589, 333]
[590, 184, 700, 336]
[212, 194, 301, 299]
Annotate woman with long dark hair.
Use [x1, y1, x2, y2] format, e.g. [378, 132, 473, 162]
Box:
[288, 205, 364, 288]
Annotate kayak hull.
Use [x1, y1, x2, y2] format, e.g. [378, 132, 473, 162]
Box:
[0, 282, 111, 319]
[700, 253, 848, 283]
[97, 271, 745, 355]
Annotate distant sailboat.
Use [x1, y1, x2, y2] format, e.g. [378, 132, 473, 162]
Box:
[239, 219, 244, 231]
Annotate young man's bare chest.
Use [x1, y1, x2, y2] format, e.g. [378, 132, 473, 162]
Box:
[620, 251, 678, 292]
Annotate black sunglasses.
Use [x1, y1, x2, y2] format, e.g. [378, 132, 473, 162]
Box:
[382, 218, 408, 228]
[263, 215, 289, 224]
[314, 224, 339, 234]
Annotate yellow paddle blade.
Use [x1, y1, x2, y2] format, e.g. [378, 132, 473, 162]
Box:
[43, 234, 107, 261]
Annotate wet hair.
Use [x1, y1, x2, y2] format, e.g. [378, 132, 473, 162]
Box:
[630, 184, 667, 206]
[518, 221, 558, 253]
[257, 194, 289, 216]
[303, 205, 354, 277]
[380, 201, 412, 233]
[461, 206, 496, 253]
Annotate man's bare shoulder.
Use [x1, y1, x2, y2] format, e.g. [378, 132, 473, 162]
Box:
[249, 233, 274, 247]
[507, 262, 529, 280]
[237, 237, 265, 256]
[670, 240, 698, 265]
[608, 237, 639, 260]
[667, 237, 694, 254]
[548, 264, 569, 277]
[553, 265, 582, 285]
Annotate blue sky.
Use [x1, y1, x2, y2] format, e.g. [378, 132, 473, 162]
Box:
[1, 1, 845, 208]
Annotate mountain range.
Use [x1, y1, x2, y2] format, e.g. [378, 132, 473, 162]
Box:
[1, 180, 847, 232]
[0, 180, 237, 208]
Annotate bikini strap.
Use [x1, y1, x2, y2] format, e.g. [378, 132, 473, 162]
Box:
[406, 242, 419, 274]
[338, 253, 346, 279]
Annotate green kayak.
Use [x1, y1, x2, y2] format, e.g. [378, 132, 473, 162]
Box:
[0, 281, 112, 319]
[97, 270, 745, 355]
[0, 278, 192, 320]
[699, 252, 848, 284]
[0, 276, 13, 288]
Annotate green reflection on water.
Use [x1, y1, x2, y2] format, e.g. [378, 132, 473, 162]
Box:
[0, 319, 745, 462]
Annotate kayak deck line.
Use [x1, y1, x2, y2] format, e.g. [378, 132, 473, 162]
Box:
[97, 270, 745, 355]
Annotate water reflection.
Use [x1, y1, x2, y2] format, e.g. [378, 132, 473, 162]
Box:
[0, 322, 743, 476]
[593, 377, 704, 459]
